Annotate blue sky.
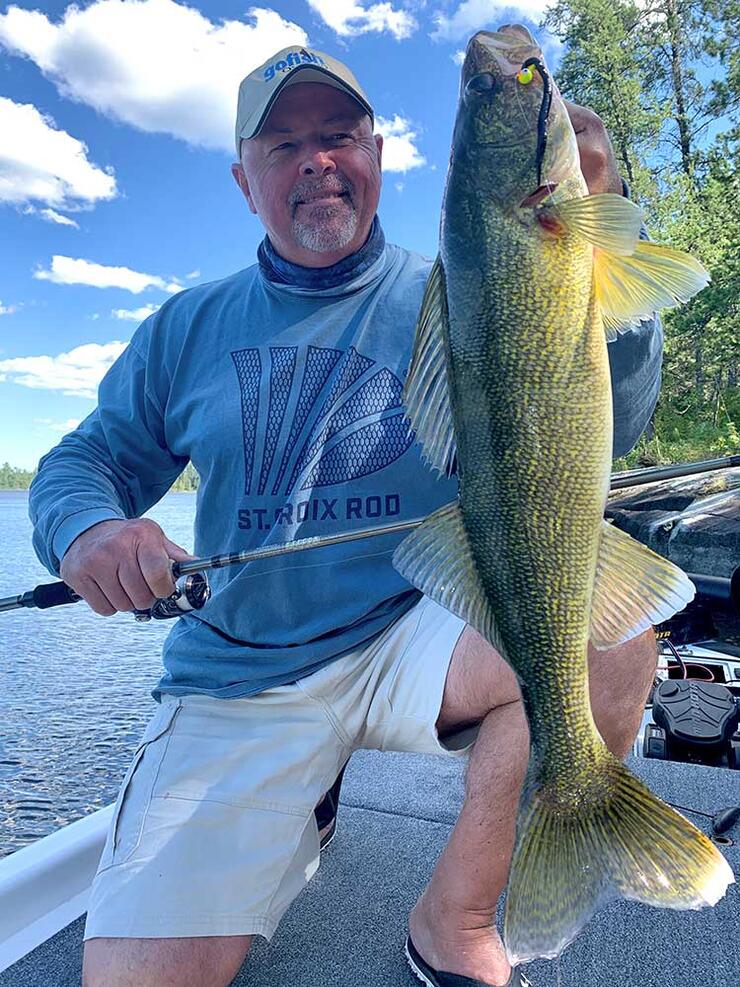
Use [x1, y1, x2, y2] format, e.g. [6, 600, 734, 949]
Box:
[0, 0, 562, 469]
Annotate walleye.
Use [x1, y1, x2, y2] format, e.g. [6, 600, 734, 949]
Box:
[393, 25, 734, 965]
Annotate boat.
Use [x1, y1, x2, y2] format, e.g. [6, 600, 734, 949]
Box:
[0, 468, 738, 986]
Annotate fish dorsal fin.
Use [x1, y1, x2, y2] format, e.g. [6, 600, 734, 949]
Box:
[545, 194, 710, 339]
[594, 240, 710, 337]
[403, 255, 457, 476]
[545, 193, 643, 255]
[590, 519, 695, 649]
[392, 500, 503, 652]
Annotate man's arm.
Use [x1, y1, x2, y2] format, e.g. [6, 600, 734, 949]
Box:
[565, 102, 663, 458]
[29, 320, 190, 599]
[609, 216, 663, 459]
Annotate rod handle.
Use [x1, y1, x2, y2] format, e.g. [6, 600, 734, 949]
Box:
[20, 581, 81, 610]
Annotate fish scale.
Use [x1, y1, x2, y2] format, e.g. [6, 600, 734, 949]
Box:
[393, 23, 733, 967]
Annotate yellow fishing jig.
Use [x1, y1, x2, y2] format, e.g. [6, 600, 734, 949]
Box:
[516, 65, 535, 84]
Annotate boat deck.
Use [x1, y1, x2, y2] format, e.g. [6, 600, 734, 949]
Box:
[1, 749, 738, 987]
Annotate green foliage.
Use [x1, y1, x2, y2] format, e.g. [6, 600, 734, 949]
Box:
[546, 0, 739, 467]
[0, 461, 200, 492]
[0, 462, 36, 490]
[544, 0, 664, 195]
[170, 462, 200, 492]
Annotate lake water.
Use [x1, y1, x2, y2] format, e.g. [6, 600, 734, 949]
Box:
[0, 491, 197, 858]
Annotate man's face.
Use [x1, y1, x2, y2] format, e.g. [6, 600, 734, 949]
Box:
[232, 83, 383, 267]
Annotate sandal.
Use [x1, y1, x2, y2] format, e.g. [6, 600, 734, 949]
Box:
[405, 935, 534, 987]
[315, 762, 348, 850]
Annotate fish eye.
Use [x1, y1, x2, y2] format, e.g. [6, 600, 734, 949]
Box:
[465, 72, 496, 96]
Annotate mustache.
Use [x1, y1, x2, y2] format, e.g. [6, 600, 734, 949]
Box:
[289, 175, 354, 212]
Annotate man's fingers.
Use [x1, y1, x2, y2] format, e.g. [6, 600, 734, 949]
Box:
[163, 538, 196, 563]
[76, 576, 118, 617]
[118, 558, 158, 611]
[96, 573, 137, 614]
[137, 542, 178, 600]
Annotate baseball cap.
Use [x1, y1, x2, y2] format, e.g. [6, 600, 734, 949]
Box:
[235, 46, 374, 156]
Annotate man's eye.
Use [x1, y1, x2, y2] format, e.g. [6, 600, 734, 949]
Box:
[328, 133, 351, 142]
[272, 142, 295, 152]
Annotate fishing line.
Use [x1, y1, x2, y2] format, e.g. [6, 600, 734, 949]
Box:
[519, 57, 553, 185]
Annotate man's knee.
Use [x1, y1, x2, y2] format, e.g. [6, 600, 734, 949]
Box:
[82, 934, 253, 987]
[438, 626, 521, 736]
[588, 628, 657, 756]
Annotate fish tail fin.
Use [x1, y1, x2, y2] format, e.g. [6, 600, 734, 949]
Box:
[503, 751, 734, 964]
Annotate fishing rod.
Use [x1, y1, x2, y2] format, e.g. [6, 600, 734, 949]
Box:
[610, 454, 740, 490]
[2, 454, 738, 621]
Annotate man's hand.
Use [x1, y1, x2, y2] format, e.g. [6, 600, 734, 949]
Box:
[60, 518, 194, 616]
[564, 101, 623, 196]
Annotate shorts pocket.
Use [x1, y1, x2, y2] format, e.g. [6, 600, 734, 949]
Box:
[98, 701, 182, 871]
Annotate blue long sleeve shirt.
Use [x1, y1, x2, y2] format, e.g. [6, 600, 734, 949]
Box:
[29, 225, 663, 700]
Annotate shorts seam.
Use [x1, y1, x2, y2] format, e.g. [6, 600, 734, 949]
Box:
[294, 679, 352, 747]
[151, 794, 311, 815]
[106, 703, 182, 870]
[84, 913, 279, 941]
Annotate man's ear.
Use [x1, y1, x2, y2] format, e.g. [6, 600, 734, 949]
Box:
[374, 132, 383, 169]
[231, 162, 258, 215]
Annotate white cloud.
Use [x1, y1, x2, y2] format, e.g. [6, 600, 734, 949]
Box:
[307, 0, 416, 39]
[431, 1, 549, 42]
[0, 341, 128, 399]
[112, 304, 161, 321]
[39, 207, 80, 227]
[0, 96, 116, 211]
[35, 256, 182, 294]
[376, 114, 425, 172]
[0, 301, 18, 316]
[24, 204, 81, 227]
[452, 49, 465, 65]
[35, 417, 82, 433]
[0, 0, 308, 154]
[185, 269, 201, 280]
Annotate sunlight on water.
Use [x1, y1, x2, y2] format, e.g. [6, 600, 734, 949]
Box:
[0, 492, 196, 857]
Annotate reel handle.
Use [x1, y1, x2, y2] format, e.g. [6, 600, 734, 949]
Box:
[133, 572, 211, 621]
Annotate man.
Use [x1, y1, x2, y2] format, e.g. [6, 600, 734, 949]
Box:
[29, 32, 663, 987]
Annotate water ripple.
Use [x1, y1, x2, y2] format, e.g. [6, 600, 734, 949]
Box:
[0, 492, 196, 858]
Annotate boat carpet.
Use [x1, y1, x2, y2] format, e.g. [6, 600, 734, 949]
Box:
[1, 752, 738, 987]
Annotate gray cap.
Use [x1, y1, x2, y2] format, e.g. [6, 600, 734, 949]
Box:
[235, 46, 374, 156]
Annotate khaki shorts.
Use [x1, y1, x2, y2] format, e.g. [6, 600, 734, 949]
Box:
[84, 595, 472, 941]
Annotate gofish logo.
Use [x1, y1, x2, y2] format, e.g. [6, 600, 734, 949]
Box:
[264, 50, 326, 82]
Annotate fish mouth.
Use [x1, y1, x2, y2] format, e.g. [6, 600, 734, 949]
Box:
[519, 182, 558, 208]
[465, 25, 541, 81]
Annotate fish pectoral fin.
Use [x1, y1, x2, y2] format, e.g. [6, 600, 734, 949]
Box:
[590, 519, 695, 650]
[392, 500, 502, 651]
[504, 752, 734, 964]
[543, 194, 710, 339]
[542, 192, 643, 254]
[595, 240, 710, 338]
[403, 254, 457, 477]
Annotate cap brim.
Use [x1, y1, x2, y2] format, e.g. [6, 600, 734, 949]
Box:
[238, 64, 374, 143]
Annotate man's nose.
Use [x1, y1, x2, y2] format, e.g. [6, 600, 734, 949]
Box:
[299, 147, 337, 176]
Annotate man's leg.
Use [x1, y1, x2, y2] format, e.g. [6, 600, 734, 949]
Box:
[82, 935, 252, 987]
[409, 627, 658, 986]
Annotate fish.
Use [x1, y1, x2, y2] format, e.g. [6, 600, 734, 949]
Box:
[392, 24, 734, 966]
